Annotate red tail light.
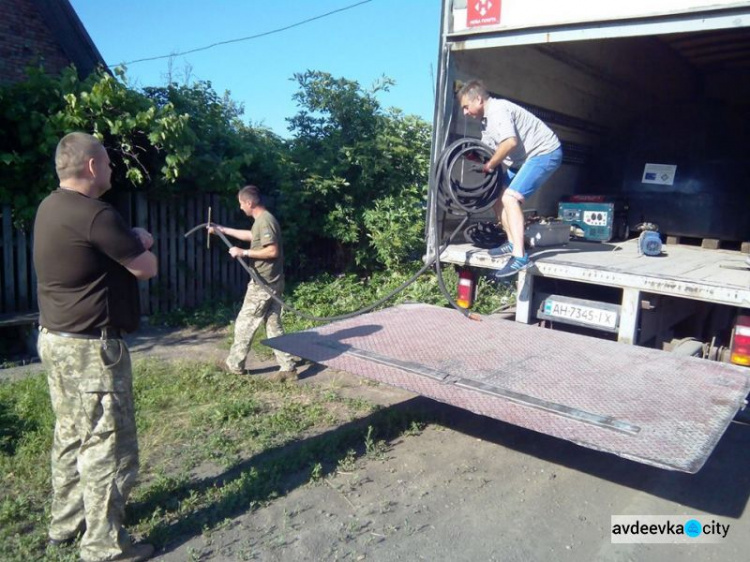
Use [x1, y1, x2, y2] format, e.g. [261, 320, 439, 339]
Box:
[730, 315, 750, 366]
[456, 268, 476, 309]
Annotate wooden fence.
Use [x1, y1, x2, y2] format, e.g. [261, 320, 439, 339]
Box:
[1, 204, 35, 315]
[1, 193, 248, 318]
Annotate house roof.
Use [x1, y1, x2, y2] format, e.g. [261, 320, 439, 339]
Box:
[32, 0, 107, 77]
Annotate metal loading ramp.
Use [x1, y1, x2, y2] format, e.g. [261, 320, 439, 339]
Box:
[265, 303, 750, 473]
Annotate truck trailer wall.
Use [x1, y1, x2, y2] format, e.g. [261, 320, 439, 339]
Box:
[449, 0, 750, 32]
[447, 28, 748, 223]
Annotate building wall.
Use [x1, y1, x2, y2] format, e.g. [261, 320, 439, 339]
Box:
[0, 0, 72, 84]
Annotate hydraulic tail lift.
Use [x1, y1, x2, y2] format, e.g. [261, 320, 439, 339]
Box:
[265, 303, 750, 473]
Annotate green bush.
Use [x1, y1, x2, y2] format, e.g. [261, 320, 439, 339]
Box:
[2, 66, 432, 277]
[0, 66, 192, 225]
[281, 71, 432, 274]
[282, 265, 515, 333]
[0, 66, 290, 227]
[363, 191, 426, 269]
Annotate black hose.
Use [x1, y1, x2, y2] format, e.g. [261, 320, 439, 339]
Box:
[185, 221, 462, 323]
[435, 138, 501, 216]
[184, 138, 499, 323]
[430, 139, 500, 318]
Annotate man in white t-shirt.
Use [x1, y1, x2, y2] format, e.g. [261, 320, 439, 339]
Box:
[458, 80, 563, 278]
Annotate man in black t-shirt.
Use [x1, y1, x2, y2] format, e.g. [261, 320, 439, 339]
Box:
[33, 132, 157, 562]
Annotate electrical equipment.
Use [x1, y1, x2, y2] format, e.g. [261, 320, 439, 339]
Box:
[558, 195, 628, 242]
[637, 230, 663, 256]
[525, 221, 570, 248]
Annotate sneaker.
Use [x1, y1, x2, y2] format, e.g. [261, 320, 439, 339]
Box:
[269, 370, 298, 383]
[488, 241, 513, 256]
[492, 254, 530, 279]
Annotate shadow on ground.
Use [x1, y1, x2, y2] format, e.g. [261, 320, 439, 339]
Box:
[130, 384, 750, 556]
[128, 393, 439, 554]
[432, 399, 750, 518]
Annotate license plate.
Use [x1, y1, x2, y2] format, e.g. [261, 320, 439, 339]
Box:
[543, 299, 618, 330]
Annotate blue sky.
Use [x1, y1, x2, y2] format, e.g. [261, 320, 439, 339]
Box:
[69, 0, 442, 138]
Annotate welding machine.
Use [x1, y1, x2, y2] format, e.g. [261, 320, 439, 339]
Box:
[557, 195, 628, 242]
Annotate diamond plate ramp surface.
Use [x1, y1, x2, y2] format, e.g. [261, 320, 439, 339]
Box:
[265, 303, 750, 473]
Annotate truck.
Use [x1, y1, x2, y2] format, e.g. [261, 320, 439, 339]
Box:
[268, 0, 750, 473]
[431, 0, 750, 359]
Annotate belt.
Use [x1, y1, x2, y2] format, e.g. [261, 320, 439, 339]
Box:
[41, 327, 122, 340]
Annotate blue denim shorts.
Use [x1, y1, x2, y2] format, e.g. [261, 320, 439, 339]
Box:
[503, 147, 563, 201]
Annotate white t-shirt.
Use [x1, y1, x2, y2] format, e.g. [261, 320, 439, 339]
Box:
[481, 98, 561, 167]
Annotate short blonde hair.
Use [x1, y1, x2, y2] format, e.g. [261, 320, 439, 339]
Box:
[55, 132, 104, 181]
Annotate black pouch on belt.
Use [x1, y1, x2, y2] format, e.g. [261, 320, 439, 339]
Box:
[99, 338, 123, 368]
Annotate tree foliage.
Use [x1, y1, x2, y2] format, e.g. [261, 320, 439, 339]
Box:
[0, 66, 192, 224]
[142, 82, 289, 196]
[0, 66, 289, 225]
[282, 71, 431, 273]
[1, 66, 432, 275]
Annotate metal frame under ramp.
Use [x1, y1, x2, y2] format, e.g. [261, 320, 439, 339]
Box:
[265, 303, 750, 473]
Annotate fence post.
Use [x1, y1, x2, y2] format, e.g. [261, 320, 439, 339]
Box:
[2, 205, 17, 313]
[135, 193, 151, 316]
[186, 196, 196, 308]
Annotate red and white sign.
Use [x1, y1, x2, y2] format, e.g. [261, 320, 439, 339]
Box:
[467, 0, 501, 28]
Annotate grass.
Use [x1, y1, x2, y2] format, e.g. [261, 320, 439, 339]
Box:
[282, 265, 515, 334]
[148, 300, 239, 329]
[0, 266, 513, 560]
[0, 357, 433, 561]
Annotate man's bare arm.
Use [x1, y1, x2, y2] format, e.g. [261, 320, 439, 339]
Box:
[209, 225, 253, 242]
[484, 137, 518, 173]
[124, 251, 158, 280]
[229, 243, 279, 260]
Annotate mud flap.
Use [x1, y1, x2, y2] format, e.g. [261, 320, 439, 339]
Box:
[265, 303, 750, 473]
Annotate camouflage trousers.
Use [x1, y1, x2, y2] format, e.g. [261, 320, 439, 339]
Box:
[226, 280, 296, 373]
[38, 330, 139, 562]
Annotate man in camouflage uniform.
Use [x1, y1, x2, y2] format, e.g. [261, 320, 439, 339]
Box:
[209, 185, 297, 380]
[33, 132, 158, 562]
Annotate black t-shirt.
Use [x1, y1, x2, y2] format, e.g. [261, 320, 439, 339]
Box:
[33, 189, 146, 333]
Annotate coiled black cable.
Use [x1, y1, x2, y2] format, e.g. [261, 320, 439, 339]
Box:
[435, 138, 501, 216]
[464, 221, 507, 249]
[428, 138, 502, 318]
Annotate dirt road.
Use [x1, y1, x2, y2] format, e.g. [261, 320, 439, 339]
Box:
[153, 369, 750, 561]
